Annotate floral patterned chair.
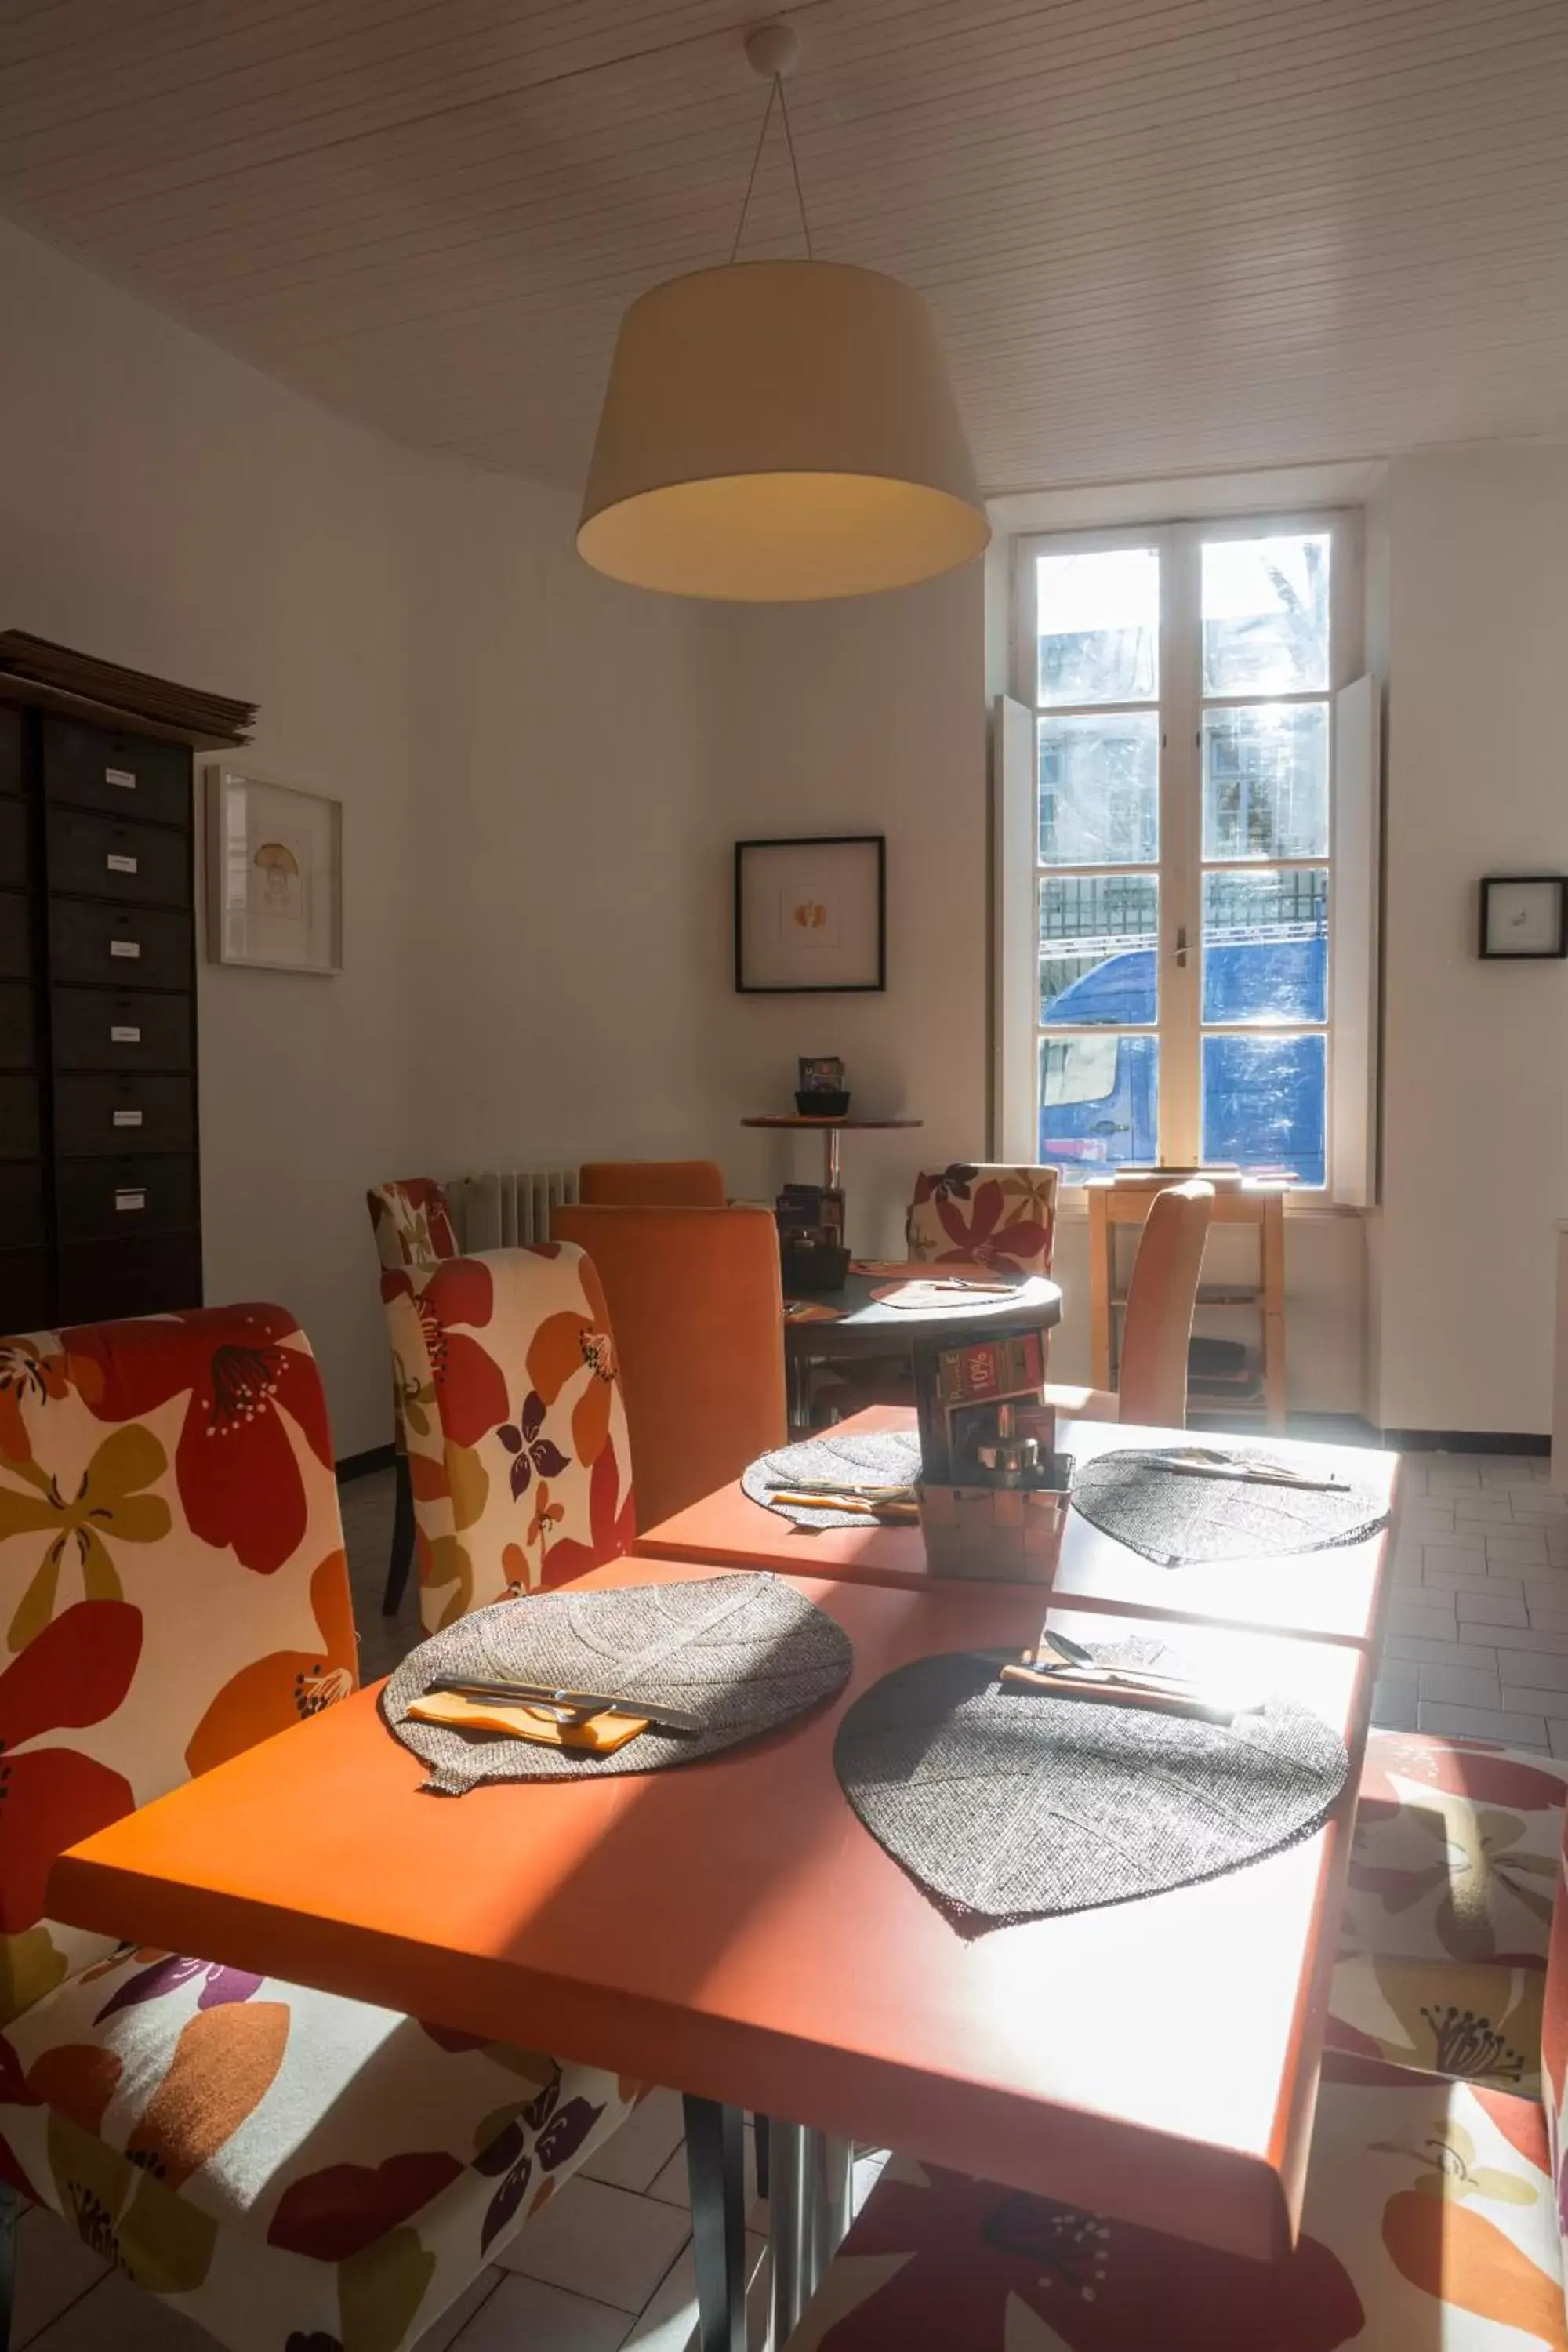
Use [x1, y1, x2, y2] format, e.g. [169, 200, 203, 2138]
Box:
[1326, 1729, 1568, 2095]
[0, 1307, 637, 2352]
[905, 1164, 1058, 1275]
[786, 1729, 1568, 2352]
[366, 1179, 460, 1617]
[379, 1244, 636, 1635]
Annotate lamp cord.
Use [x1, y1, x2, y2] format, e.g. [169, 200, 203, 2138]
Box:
[728, 72, 815, 263]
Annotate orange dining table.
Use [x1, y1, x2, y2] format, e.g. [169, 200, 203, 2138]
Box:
[636, 1404, 1402, 1650]
[51, 1552, 1372, 2336]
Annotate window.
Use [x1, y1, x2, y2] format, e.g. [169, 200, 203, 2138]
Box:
[1000, 516, 1370, 1195]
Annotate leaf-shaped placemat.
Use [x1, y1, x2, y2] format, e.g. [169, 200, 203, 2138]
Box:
[741, 1428, 924, 1530]
[1070, 1448, 1389, 1568]
[383, 1573, 852, 1795]
[833, 1639, 1348, 1932]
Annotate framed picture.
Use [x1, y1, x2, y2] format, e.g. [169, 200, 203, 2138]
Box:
[735, 835, 886, 994]
[1479, 874, 1568, 960]
[203, 764, 343, 975]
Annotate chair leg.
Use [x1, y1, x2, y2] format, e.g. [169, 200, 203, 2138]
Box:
[1, 2180, 17, 2352]
[684, 2096, 745, 2352]
[381, 1450, 416, 1616]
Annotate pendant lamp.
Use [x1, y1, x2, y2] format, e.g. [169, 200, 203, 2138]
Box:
[577, 24, 989, 602]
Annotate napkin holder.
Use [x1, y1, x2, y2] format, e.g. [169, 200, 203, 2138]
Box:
[917, 1456, 1073, 1581]
[911, 1321, 1069, 1581]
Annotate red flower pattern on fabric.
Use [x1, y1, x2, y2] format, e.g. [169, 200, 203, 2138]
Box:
[541, 1445, 635, 1588]
[414, 1261, 510, 1449]
[814, 2161, 1362, 2350]
[0, 1599, 141, 1933]
[906, 1166, 1054, 1276]
[63, 1307, 333, 1577]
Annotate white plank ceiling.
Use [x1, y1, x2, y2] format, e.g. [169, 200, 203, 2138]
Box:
[1, 0, 1565, 493]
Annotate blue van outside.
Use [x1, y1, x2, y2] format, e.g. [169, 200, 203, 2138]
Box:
[1040, 936, 1327, 1185]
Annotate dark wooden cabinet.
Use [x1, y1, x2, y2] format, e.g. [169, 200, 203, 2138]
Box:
[0, 702, 201, 1334]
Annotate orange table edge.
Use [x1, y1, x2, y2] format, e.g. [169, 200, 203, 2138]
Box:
[50, 1559, 1373, 2263]
[636, 1406, 1403, 1652]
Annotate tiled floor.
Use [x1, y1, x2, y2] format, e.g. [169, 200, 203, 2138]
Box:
[23, 1443, 1568, 2347]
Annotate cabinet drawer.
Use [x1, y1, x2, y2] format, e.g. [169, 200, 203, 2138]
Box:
[0, 797, 26, 891]
[56, 1234, 201, 1324]
[54, 1073, 193, 1159]
[0, 984, 33, 1071]
[43, 717, 191, 830]
[56, 1153, 198, 1243]
[47, 808, 190, 909]
[0, 891, 29, 982]
[0, 1248, 49, 1334]
[0, 1076, 40, 1161]
[0, 1161, 44, 1248]
[0, 706, 23, 799]
[50, 898, 191, 992]
[52, 987, 192, 1073]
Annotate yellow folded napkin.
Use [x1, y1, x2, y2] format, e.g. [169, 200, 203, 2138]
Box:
[407, 1690, 649, 1753]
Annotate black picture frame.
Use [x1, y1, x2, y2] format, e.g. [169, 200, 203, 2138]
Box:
[734, 833, 887, 994]
[1479, 874, 1568, 960]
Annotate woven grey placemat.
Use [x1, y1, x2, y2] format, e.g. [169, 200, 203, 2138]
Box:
[1070, 1448, 1390, 1568]
[741, 1428, 924, 1530]
[384, 1573, 853, 1795]
[833, 1639, 1348, 1930]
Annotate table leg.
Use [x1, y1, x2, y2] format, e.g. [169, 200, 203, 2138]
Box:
[819, 2134, 855, 2267]
[786, 1347, 815, 1437]
[769, 2118, 811, 2345]
[823, 1126, 842, 1192]
[684, 2095, 746, 2352]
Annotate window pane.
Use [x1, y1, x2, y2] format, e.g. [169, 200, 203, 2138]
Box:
[1036, 546, 1158, 706]
[1040, 1033, 1159, 1181]
[1040, 874, 1158, 1025]
[1202, 869, 1327, 1024]
[1203, 702, 1328, 862]
[1203, 1033, 1326, 1187]
[1202, 533, 1330, 695]
[1039, 711, 1159, 866]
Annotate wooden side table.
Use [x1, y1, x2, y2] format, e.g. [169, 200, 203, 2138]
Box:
[1087, 1174, 1288, 1431]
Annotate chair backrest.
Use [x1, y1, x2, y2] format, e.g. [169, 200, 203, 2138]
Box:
[0, 1306, 354, 2024]
[1115, 1181, 1215, 1427]
[380, 1244, 636, 1633]
[579, 1160, 727, 1209]
[1541, 1786, 1568, 2314]
[906, 1164, 1059, 1276]
[550, 1203, 787, 1534]
[366, 1177, 459, 1272]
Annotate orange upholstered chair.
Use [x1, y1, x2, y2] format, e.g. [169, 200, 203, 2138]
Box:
[550, 1203, 786, 1532]
[1045, 1178, 1214, 1427]
[365, 1177, 459, 1615]
[579, 1160, 727, 1208]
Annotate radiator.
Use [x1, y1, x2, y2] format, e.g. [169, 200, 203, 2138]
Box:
[448, 1167, 579, 1250]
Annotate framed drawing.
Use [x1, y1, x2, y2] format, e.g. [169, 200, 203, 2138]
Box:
[1479, 874, 1568, 960]
[204, 764, 343, 974]
[735, 834, 886, 994]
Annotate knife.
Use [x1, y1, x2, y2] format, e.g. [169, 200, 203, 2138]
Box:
[426, 1675, 704, 1734]
[999, 1661, 1245, 1725]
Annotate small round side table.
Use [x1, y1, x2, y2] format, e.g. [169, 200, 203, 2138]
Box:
[740, 1113, 923, 1199]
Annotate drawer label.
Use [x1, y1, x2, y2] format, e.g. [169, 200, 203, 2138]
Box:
[112, 1109, 143, 1127]
[114, 1189, 147, 1213]
[110, 1025, 141, 1043]
[105, 768, 136, 789]
[106, 853, 138, 874]
[109, 938, 141, 958]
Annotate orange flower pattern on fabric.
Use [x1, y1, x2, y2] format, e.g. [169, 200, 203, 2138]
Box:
[906, 1163, 1058, 1276]
[365, 1179, 459, 1275]
[184, 1552, 358, 1779]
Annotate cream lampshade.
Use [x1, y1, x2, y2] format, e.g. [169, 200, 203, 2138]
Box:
[576, 258, 990, 601]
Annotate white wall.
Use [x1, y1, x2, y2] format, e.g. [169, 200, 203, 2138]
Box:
[700, 569, 989, 1245]
[0, 218, 412, 1454]
[1370, 445, 1568, 1433]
